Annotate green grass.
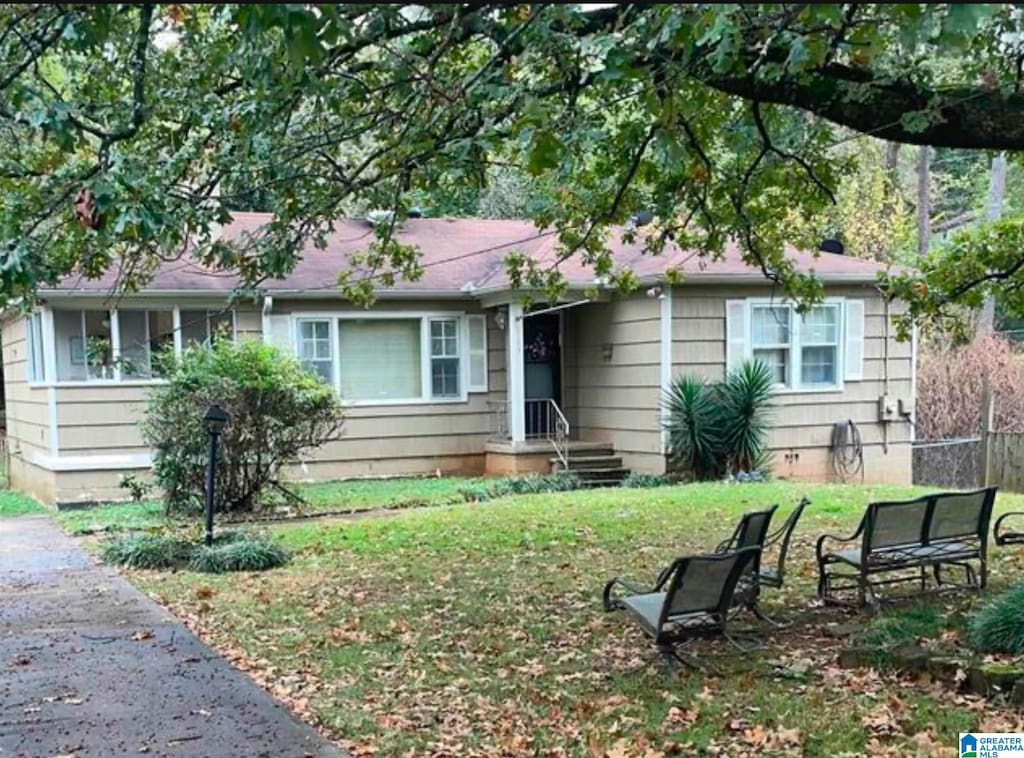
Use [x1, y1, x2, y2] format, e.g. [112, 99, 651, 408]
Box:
[128, 481, 1024, 756]
[53, 476, 483, 535]
[0, 489, 44, 517]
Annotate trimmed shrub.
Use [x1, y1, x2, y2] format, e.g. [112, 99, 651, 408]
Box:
[189, 537, 290, 573]
[461, 472, 583, 501]
[969, 584, 1024, 654]
[620, 473, 670, 489]
[101, 535, 190, 569]
[142, 339, 344, 515]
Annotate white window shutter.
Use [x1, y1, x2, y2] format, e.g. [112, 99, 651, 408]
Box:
[265, 314, 293, 353]
[844, 299, 865, 381]
[725, 300, 746, 374]
[467, 314, 488, 392]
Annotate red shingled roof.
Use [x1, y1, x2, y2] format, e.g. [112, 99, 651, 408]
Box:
[53, 213, 890, 296]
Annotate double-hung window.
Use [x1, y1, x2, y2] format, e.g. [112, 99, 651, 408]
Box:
[728, 299, 862, 392]
[430, 318, 460, 398]
[296, 319, 333, 384]
[799, 305, 840, 388]
[750, 306, 791, 385]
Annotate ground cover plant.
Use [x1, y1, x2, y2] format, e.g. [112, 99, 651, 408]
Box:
[128, 481, 1024, 757]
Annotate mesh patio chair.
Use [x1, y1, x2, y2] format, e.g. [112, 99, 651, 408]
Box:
[712, 504, 779, 623]
[603, 546, 762, 666]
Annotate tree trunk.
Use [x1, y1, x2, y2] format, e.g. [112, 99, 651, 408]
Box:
[916, 146, 931, 258]
[978, 152, 1008, 332]
[884, 142, 900, 187]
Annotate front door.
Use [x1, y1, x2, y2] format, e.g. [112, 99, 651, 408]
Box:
[523, 312, 561, 436]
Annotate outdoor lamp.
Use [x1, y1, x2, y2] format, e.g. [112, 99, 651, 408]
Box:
[204, 403, 229, 435]
[203, 403, 229, 546]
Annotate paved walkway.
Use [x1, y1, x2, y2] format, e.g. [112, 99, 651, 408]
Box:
[0, 515, 343, 758]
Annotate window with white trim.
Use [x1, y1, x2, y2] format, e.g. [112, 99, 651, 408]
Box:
[339, 318, 422, 401]
[750, 305, 791, 385]
[292, 313, 487, 404]
[26, 313, 45, 383]
[430, 318, 460, 397]
[728, 299, 858, 391]
[54, 309, 114, 381]
[296, 319, 333, 384]
[799, 304, 840, 387]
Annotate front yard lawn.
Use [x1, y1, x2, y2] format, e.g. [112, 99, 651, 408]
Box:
[128, 481, 1024, 757]
[54, 475, 481, 535]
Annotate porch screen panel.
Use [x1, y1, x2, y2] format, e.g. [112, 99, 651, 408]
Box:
[338, 319, 421, 401]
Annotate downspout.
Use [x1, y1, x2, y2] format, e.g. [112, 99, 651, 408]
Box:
[879, 287, 891, 455]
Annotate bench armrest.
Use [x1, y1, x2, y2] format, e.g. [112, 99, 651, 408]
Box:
[995, 512, 1024, 544]
[815, 521, 865, 562]
[602, 576, 653, 611]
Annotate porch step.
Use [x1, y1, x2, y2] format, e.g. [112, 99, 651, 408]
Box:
[551, 455, 623, 471]
[550, 444, 630, 487]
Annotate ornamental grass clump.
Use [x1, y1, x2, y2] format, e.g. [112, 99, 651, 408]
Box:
[101, 534, 191, 569]
[969, 584, 1024, 654]
[189, 537, 290, 574]
[102, 531, 288, 573]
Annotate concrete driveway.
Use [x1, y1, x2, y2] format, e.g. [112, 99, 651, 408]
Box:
[0, 515, 343, 758]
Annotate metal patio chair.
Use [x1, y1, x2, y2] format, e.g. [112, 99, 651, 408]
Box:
[603, 546, 762, 667]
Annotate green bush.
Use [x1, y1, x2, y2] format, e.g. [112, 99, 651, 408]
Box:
[461, 472, 583, 501]
[101, 535, 190, 569]
[189, 537, 290, 573]
[620, 472, 670, 488]
[142, 339, 344, 515]
[102, 531, 288, 573]
[970, 584, 1024, 654]
[662, 359, 774, 480]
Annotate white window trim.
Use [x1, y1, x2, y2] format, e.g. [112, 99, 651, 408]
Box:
[742, 297, 846, 394]
[29, 305, 237, 388]
[289, 311, 481, 407]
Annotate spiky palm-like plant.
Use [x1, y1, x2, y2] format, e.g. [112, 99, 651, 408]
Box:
[719, 360, 775, 473]
[662, 375, 724, 480]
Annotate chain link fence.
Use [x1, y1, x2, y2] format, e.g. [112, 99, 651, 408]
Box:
[912, 438, 981, 490]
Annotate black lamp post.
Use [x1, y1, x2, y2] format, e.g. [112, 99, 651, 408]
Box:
[203, 403, 229, 547]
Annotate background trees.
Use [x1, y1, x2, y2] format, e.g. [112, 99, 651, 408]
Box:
[1, 4, 1024, 329]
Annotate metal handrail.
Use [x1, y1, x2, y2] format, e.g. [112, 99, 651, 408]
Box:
[489, 399, 571, 471]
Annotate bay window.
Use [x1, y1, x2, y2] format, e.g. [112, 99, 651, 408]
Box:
[26, 313, 45, 382]
[181, 309, 234, 346]
[117, 310, 174, 378]
[54, 309, 113, 381]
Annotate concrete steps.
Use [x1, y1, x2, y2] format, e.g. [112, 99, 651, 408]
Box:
[551, 446, 630, 487]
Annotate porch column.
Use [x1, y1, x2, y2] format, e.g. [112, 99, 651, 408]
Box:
[507, 301, 526, 443]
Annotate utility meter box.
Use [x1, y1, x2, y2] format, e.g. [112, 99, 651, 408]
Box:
[878, 395, 899, 422]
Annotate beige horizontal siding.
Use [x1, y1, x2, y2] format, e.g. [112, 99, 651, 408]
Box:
[566, 293, 664, 474]
[670, 283, 913, 483]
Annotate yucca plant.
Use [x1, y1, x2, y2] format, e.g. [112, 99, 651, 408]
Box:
[662, 374, 724, 480]
[719, 360, 775, 473]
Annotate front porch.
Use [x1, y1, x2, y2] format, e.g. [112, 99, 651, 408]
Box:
[484, 300, 632, 482]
